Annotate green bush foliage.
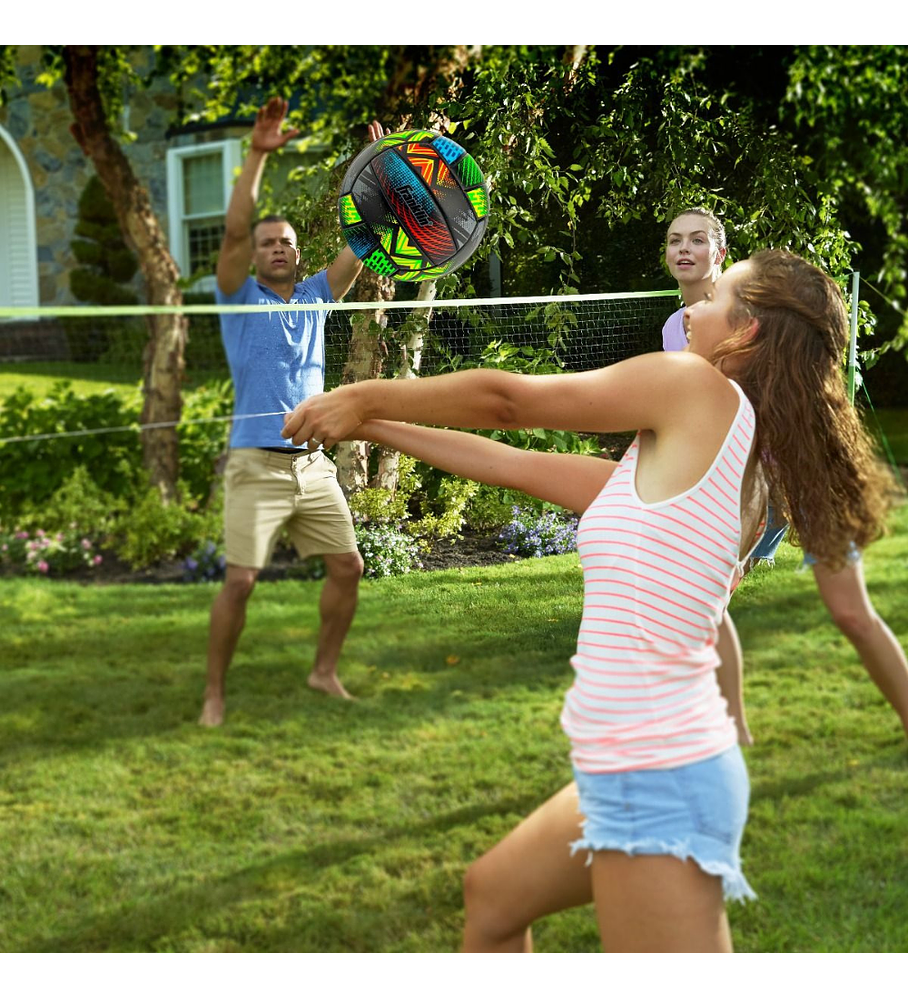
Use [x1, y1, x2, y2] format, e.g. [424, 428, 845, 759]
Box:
[408, 475, 479, 541]
[105, 478, 222, 569]
[177, 379, 233, 503]
[354, 521, 422, 577]
[13, 465, 125, 537]
[0, 380, 232, 524]
[0, 383, 144, 520]
[0, 525, 104, 576]
[66, 175, 140, 363]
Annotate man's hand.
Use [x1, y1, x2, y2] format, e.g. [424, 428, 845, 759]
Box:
[251, 97, 300, 154]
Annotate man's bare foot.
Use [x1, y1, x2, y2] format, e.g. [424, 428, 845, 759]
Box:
[199, 697, 225, 727]
[307, 670, 355, 700]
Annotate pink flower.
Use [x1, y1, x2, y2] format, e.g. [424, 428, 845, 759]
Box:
[36, 529, 45, 538]
[15, 531, 28, 539]
[37, 560, 49, 573]
[81, 538, 92, 550]
[92, 555, 103, 565]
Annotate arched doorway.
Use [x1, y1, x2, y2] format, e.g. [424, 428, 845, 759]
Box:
[0, 125, 39, 309]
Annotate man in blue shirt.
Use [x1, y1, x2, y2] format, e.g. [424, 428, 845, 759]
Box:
[199, 97, 379, 726]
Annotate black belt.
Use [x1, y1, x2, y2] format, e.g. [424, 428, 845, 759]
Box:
[259, 446, 310, 454]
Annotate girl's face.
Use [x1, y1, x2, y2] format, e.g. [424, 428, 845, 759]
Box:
[684, 260, 753, 360]
[665, 214, 724, 286]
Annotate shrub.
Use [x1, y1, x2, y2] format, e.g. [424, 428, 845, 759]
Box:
[182, 540, 227, 583]
[464, 485, 530, 532]
[0, 526, 103, 577]
[498, 505, 579, 558]
[106, 480, 221, 569]
[354, 521, 422, 578]
[178, 379, 234, 503]
[408, 475, 478, 541]
[14, 465, 125, 537]
[0, 383, 143, 521]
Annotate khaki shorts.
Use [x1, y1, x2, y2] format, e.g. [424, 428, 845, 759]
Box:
[223, 448, 359, 569]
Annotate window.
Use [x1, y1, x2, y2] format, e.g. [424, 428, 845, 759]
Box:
[167, 140, 242, 290]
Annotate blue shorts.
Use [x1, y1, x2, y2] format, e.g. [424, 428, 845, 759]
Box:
[750, 503, 789, 563]
[750, 504, 861, 568]
[570, 746, 756, 903]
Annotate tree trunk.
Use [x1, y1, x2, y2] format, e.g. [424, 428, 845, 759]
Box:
[333, 267, 394, 493]
[373, 279, 437, 492]
[335, 44, 479, 495]
[63, 45, 186, 501]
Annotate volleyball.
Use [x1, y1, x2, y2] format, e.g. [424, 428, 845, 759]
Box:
[338, 129, 490, 282]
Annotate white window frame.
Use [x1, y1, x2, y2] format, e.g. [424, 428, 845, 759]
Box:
[166, 139, 242, 293]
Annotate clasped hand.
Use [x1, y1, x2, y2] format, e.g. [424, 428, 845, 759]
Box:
[282, 388, 363, 451]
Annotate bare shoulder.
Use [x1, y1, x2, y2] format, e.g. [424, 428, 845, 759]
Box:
[490, 350, 742, 439]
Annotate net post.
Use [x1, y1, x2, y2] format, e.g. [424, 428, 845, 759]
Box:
[848, 271, 860, 404]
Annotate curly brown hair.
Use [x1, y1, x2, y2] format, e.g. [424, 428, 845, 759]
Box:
[712, 249, 896, 570]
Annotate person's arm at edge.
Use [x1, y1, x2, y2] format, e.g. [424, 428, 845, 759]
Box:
[715, 609, 754, 747]
[358, 419, 618, 515]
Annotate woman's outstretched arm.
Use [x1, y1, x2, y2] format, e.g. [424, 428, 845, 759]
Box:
[282, 351, 734, 452]
[357, 420, 617, 515]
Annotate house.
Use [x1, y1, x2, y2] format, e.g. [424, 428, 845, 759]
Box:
[0, 45, 248, 313]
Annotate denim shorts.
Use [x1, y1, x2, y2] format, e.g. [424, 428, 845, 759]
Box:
[750, 503, 790, 563]
[570, 746, 756, 903]
[750, 504, 861, 569]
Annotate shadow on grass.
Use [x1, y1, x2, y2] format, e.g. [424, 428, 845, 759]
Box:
[26, 790, 551, 953]
[0, 576, 580, 762]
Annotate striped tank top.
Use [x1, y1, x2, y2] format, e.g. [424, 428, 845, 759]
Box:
[561, 379, 762, 773]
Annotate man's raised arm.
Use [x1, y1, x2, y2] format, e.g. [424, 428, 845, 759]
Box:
[216, 97, 300, 296]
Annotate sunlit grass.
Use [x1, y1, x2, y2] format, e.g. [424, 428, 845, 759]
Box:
[1, 505, 906, 952]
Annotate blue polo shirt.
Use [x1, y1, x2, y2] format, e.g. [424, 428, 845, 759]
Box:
[216, 272, 334, 448]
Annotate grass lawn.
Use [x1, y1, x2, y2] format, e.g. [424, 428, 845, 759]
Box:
[0, 362, 225, 403]
[1, 505, 906, 954]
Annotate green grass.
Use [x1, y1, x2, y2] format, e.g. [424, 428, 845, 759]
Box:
[0, 362, 144, 402]
[0, 362, 226, 402]
[1, 506, 906, 953]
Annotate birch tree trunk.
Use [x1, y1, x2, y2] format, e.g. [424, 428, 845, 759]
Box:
[333, 267, 394, 493]
[63, 45, 186, 501]
[373, 279, 437, 492]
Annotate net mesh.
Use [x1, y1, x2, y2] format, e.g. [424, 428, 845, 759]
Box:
[0, 290, 680, 411]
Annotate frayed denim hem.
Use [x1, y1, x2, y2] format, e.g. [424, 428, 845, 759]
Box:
[568, 834, 758, 904]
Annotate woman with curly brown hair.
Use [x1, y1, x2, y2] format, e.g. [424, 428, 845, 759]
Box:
[663, 210, 908, 740]
[281, 250, 896, 952]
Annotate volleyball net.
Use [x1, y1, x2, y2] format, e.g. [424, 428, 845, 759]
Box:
[0, 289, 681, 446]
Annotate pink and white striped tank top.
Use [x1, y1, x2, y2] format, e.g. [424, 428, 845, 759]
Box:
[561, 379, 760, 773]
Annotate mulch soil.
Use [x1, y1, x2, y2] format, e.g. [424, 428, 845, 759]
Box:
[1, 526, 519, 586]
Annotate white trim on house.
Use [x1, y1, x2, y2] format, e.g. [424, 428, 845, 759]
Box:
[0, 124, 40, 311]
[166, 138, 242, 294]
